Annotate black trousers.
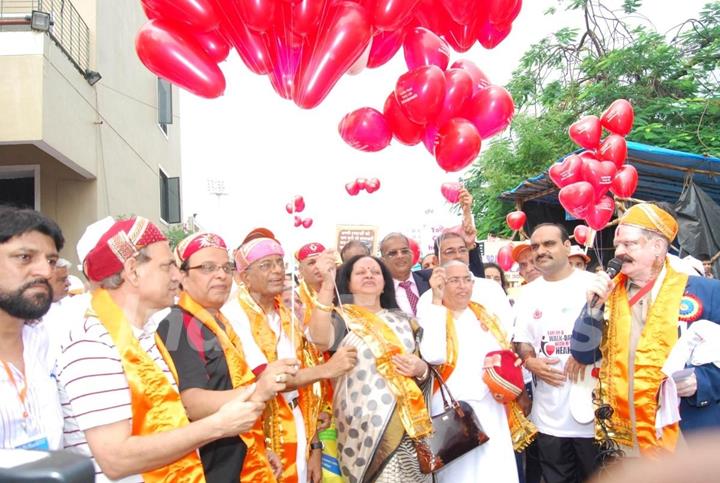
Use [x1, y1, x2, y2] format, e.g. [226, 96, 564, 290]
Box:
[535, 432, 599, 483]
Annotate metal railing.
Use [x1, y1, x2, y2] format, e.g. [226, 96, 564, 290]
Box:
[0, 0, 90, 73]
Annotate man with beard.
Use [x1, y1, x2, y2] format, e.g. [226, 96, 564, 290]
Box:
[513, 224, 598, 483]
[57, 217, 266, 482]
[0, 206, 64, 450]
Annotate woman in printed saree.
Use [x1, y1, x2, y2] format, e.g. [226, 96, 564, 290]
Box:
[307, 254, 434, 483]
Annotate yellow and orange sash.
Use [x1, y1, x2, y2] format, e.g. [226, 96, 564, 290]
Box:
[236, 287, 323, 483]
[600, 263, 687, 453]
[159, 292, 276, 481]
[341, 305, 434, 440]
[91, 289, 205, 483]
[437, 301, 537, 451]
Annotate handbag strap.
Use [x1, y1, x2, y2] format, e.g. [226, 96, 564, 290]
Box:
[429, 365, 463, 414]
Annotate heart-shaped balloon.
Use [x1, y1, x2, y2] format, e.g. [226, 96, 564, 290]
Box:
[497, 243, 515, 271]
[444, 12, 483, 53]
[573, 225, 590, 245]
[293, 195, 305, 213]
[394, 65, 446, 124]
[383, 93, 424, 145]
[506, 211, 527, 231]
[365, 178, 381, 193]
[441, 182, 462, 203]
[601, 99, 634, 136]
[356, 178, 367, 190]
[598, 134, 628, 168]
[436, 68, 474, 126]
[558, 181, 595, 219]
[610, 165, 638, 198]
[302, 217, 314, 228]
[294, 215, 302, 227]
[450, 59, 491, 93]
[584, 196, 615, 231]
[338, 107, 392, 152]
[463, 85, 515, 139]
[403, 27, 450, 71]
[142, 0, 219, 31]
[477, 20, 512, 49]
[136, 20, 226, 98]
[345, 180, 361, 196]
[581, 159, 617, 200]
[568, 115, 602, 150]
[435, 118, 482, 172]
[285, 202, 294, 214]
[548, 154, 583, 188]
[487, 0, 521, 25]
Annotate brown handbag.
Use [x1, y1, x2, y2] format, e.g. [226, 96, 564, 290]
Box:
[415, 366, 490, 474]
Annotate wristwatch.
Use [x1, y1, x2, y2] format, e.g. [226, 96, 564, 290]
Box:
[310, 441, 323, 451]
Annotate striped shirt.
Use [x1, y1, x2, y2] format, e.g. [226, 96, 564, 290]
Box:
[0, 323, 63, 450]
[57, 313, 176, 483]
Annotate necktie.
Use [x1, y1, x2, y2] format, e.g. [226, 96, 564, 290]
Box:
[399, 280, 418, 316]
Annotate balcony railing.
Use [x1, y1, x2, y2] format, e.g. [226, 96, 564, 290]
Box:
[0, 0, 90, 74]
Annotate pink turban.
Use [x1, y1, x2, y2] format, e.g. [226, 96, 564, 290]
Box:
[234, 237, 284, 272]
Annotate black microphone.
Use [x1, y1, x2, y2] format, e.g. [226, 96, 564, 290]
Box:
[590, 257, 624, 308]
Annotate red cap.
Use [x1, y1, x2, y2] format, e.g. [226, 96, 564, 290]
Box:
[482, 350, 524, 404]
[242, 227, 277, 245]
[85, 217, 167, 282]
[295, 242, 326, 262]
[175, 232, 227, 265]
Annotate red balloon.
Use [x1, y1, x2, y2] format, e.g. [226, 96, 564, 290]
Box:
[142, 0, 219, 31]
[463, 85, 515, 139]
[450, 59, 491, 93]
[579, 149, 598, 164]
[302, 217, 314, 228]
[422, 124, 440, 155]
[497, 244, 514, 271]
[294, 215, 302, 227]
[581, 159, 617, 201]
[558, 181, 595, 219]
[445, 14, 483, 53]
[569, 115, 602, 150]
[356, 178, 367, 190]
[601, 99, 634, 136]
[293, 195, 305, 212]
[294, 1, 372, 109]
[373, 0, 421, 31]
[584, 196, 615, 231]
[436, 69, 473, 126]
[290, 0, 325, 37]
[598, 134, 628, 168]
[219, 15, 273, 74]
[403, 27, 451, 71]
[487, 0, 521, 25]
[574, 225, 590, 245]
[365, 178, 381, 193]
[382, 93, 425, 145]
[345, 180, 361, 196]
[368, 29, 406, 68]
[338, 108, 392, 152]
[194, 30, 231, 63]
[441, 182, 462, 203]
[409, 238, 421, 265]
[394, 65, 445, 124]
[477, 20, 512, 49]
[611, 165, 639, 198]
[441, 0, 478, 24]
[136, 20, 226, 98]
[236, 0, 277, 32]
[267, 30, 302, 99]
[506, 210, 527, 231]
[548, 154, 584, 189]
[435, 118, 482, 172]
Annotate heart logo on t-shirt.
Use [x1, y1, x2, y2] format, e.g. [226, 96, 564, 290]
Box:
[545, 344, 556, 356]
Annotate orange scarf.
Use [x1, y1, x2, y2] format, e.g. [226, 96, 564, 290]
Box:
[236, 287, 324, 483]
[159, 292, 276, 481]
[601, 263, 687, 453]
[437, 302, 537, 451]
[341, 305, 433, 440]
[91, 289, 205, 483]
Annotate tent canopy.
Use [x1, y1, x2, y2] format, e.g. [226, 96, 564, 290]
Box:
[500, 141, 720, 206]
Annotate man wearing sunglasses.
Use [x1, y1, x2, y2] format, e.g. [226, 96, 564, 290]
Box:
[156, 232, 293, 482]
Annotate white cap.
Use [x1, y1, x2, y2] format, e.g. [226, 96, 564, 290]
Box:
[76, 216, 115, 271]
[568, 245, 590, 263]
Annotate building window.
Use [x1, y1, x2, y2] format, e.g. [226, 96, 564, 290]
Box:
[157, 78, 173, 135]
[160, 170, 181, 224]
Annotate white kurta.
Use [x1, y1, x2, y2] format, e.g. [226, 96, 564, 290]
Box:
[222, 296, 308, 482]
[418, 303, 518, 483]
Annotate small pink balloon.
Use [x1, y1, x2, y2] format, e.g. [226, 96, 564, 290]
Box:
[440, 182, 462, 203]
[338, 107, 392, 152]
[506, 211, 526, 231]
[294, 215, 302, 227]
[462, 85, 515, 139]
[302, 217, 314, 228]
[293, 195, 305, 213]
[365, 178, 381, 193]
[497, 244, 514, 271]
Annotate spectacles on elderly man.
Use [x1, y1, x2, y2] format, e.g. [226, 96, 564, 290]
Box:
[187, 262, 236, 275]
[385, 248, 412, 258]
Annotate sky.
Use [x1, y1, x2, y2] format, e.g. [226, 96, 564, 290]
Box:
[179, 0, 710, 254]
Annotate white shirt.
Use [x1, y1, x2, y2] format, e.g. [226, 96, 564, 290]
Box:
[41, 293, 92, 371]
[394, 276, 419, 316]
[58, 314, 176, 483]
[513, 269, 596, 438]
[0, 323, 63, 450]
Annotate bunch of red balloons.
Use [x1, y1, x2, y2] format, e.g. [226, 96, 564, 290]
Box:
[136, 0, 522, 108]
[339, 38, 515, 172]
[553, 99, 637, 231]
[345, 177, 381, 196]
[285, 195, 313, 228]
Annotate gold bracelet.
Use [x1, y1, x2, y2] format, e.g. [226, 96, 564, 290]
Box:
[313, 298, 334, 312]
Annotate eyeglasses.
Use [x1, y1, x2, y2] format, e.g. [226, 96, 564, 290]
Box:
[250, 258, 285, 273]
[446, 276, 473, 286]
[385, 248, 412, 258]
[441, 247, 469, 257]
[186, 262, 235, 275]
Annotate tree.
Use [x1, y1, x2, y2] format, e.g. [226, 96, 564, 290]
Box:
[465, 1, 720, 239]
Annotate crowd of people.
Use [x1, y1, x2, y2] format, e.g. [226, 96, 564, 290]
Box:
[1, 190, 719, 483]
